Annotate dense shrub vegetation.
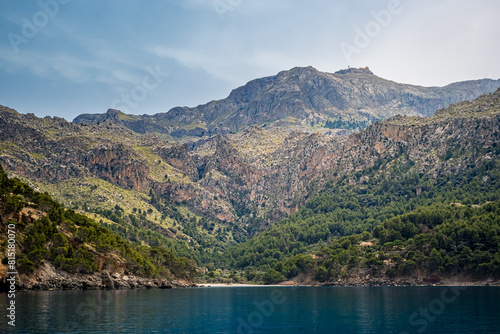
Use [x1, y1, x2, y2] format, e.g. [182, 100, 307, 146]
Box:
[324, 118, 372, 131]
[278, 201, 500, 283]
[224, 156, 500, 282]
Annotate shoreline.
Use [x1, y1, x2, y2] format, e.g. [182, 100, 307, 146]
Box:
[2, 269, 499, 292]
[0, 270, 196, 293]
[197, 277, 500, 288]
[197, 283, 283, 288]
[2, 280, 499, 292]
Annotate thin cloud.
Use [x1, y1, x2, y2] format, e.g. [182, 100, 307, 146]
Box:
[0, 0, 499, 120]
[149, 46, 242, 83]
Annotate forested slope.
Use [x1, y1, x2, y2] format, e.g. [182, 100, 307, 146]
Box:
[222, 139, 500, 284]
[0, 165, 197, 289]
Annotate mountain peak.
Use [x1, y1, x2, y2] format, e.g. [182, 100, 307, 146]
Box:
[106, 108, 121, 119]
[286, 66, 319, 74]
[107, 108, 120, 115]
[73, 67, 500, 139]
[335, 66, 374, 75]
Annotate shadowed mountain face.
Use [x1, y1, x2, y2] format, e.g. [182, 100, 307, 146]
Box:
[73, 67, 500, 139]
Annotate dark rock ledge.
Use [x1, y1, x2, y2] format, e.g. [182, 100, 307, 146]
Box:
[0, 271, 196, 292]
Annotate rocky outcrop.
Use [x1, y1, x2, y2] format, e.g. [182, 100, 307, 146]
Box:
[0, 253, 195, 291]
[83, 145, 149, 190]
[101, 271, 115, 289]
[339, 90, 500, 177]
[0, 107, 149, 191]
[181, 129, 345, 231]
[319, 276, 500, 287]
[156, 144, 199, 182]
[8, 268, 194, 291]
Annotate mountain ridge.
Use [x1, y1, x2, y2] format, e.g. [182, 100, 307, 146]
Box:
[73, 66, 500, 139]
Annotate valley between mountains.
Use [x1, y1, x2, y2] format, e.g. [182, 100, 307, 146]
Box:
[1, 67, 500, 288]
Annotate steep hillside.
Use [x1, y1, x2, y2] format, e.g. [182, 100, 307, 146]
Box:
[0, 165, 197, 290]
[253, 201, 500, 286]
[186, 87, 500, 235]
[223, 90, 500, 284]
[0, 106, 238, 263]
[73, 67, 500, 139]
[227, 153, 500, 271]
[0, 106, 343, 240]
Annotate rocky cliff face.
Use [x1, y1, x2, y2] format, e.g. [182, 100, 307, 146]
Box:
[152, 88, 499, 233]
[180, 89, 500, 232]
[0, 107, 149, 190]
[83, 145, 149, 190]
[339, 90, 500, 178]
[192, 129, 345, 229]
[73, 67, 500, 139]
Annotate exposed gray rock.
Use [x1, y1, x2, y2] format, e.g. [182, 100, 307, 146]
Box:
[101, 271, 115, 290]
[73, 66, 500, 139]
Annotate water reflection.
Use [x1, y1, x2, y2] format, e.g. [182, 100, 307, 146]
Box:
[0, 287, 499, 333]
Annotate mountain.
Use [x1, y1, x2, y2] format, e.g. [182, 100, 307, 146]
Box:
[0, 105, 343, 240]
[0, 105, 239, 264]
[73, 66, 500, 139]
[1, 77, 500, 287]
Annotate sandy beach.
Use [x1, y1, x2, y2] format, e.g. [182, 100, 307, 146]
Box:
[196, 283, 292, 288]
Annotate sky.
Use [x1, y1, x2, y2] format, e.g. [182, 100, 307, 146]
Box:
[0, 0, 499, 121]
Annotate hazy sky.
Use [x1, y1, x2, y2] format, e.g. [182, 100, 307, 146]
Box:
[1, 0, 499, 121]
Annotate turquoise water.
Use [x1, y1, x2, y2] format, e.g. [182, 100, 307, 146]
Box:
[1, 286, 499, 333]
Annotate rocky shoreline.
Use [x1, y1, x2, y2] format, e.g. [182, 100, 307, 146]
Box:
[317, 279, 500, 287]
[3, 271, 499, 292]
[1, 267, 195, 292]
[11, 273, 195, 292]
[3, 277, 499, 292]
[298, 275, 500, 287]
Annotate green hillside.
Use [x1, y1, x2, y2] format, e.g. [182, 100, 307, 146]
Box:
[0, 165, 196, 281]
[223, 154, 500, 283]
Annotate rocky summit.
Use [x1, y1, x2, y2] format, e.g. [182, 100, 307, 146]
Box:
[73, 66, 500, 140]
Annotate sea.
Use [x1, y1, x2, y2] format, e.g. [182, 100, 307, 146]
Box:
[1, 286, 499, 333]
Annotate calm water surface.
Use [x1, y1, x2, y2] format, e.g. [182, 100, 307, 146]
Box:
[1, 286, 499, 333]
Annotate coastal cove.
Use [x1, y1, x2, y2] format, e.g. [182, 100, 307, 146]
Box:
[2, 286, 500, 333]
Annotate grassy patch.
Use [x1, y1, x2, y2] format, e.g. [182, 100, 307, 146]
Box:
[181, 122, 207, 131]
